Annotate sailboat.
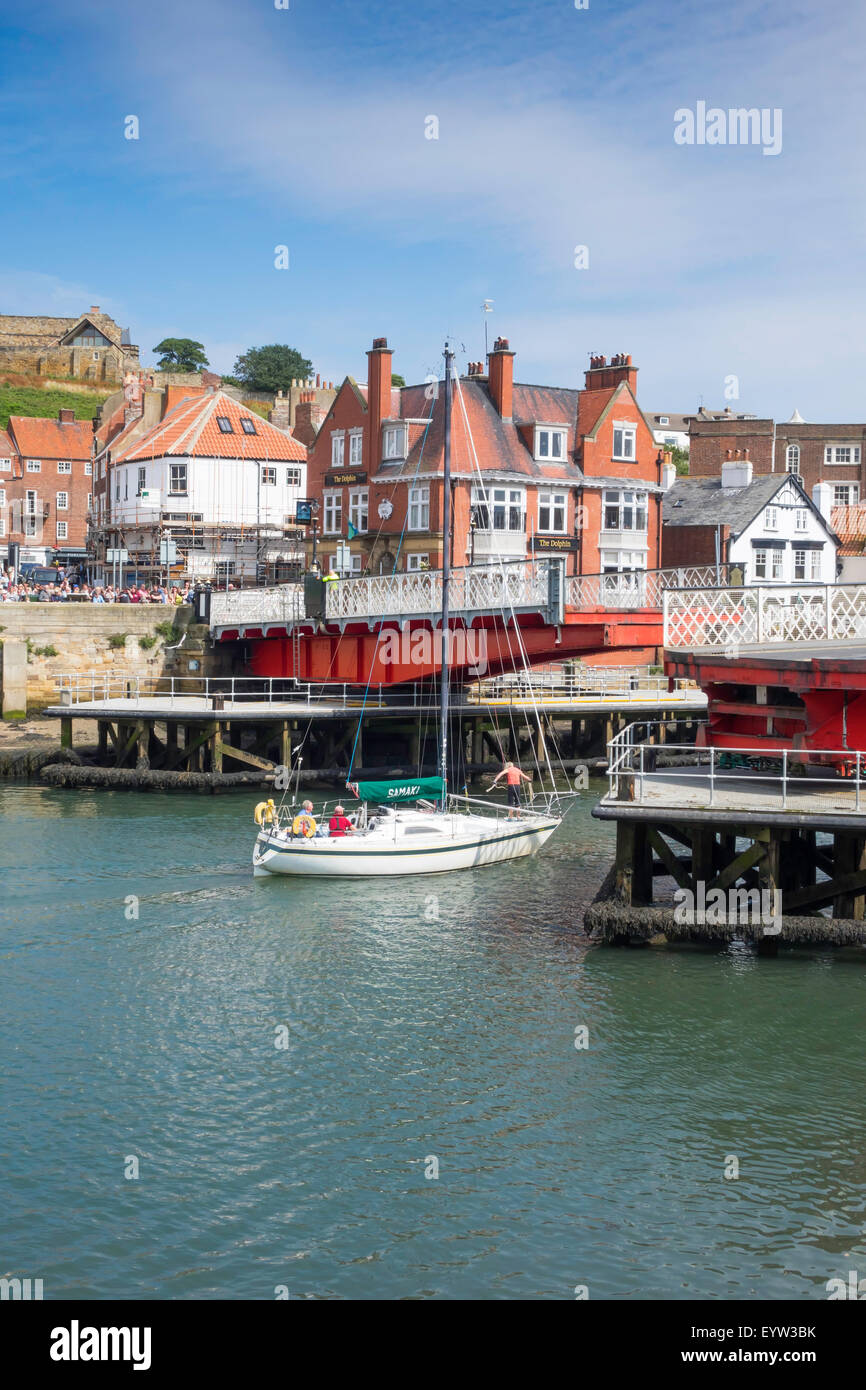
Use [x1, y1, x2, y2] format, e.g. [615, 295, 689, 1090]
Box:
[252, 345, 568, 879]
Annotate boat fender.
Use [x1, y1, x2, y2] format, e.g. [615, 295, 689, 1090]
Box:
[292, 814, 317, 838]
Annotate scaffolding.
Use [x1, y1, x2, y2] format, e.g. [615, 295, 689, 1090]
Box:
[87, 508, 306, 588]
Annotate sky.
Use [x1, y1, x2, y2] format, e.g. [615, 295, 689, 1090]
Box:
[1, 0, 864, 419]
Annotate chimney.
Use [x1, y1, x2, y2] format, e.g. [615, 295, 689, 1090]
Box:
[488, 337, 515, 420]
[721, 456, 753, 489]
[366, 336, 393, 463]
[89, 305, 100, 315]
[269, 392, 291, 431]
[584, 353, 638, 393]
[293, 394, 325, 447]
[58, 408, 75, 424]
[813, 482, 834, 523]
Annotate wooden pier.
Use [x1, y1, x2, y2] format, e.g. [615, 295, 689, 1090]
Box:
[587, 724, 866, 951]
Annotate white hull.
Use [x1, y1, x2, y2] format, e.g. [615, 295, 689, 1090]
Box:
[252, 808, 559, 878]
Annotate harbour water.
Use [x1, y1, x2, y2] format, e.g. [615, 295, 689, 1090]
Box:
[1, 781, 864, 1300]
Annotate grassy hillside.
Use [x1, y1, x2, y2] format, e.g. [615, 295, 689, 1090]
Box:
[0, 384, 111, 430]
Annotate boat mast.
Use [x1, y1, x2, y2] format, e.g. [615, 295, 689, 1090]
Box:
[439, 343, 454, 807]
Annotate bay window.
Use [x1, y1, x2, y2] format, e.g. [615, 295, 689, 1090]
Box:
[602, 489, 647, 532]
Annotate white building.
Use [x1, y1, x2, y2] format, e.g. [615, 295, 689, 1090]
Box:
[99, 391, 307, 584]
[663, 458, 838, 585]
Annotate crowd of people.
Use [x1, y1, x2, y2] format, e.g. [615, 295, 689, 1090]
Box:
[0, 567, 200, 604]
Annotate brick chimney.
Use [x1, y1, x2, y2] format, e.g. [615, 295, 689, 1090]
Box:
[269, 390, 290, 431]
[584, 352, 637, 393]
[489, 337, 515, 420]
[58, 408, 75, 424]
[89, 305, 100, 315]
[293, 391, 325, 447]
[366, 336, 393, 463]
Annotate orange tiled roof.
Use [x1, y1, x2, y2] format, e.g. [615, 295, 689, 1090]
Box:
[8, 414, 93, 460]
[117, 391, 306, 462]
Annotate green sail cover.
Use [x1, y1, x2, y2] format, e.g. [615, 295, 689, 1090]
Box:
[347, 776, 445, 804]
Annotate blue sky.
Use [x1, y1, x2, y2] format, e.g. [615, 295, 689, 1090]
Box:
[2, 0, 865, 418]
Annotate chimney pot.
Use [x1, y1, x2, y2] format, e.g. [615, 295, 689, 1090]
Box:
[90, 305, 99, 314]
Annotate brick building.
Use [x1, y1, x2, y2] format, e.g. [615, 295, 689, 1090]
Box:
[0, 411, 95, 567]
[301, 336, 665, 579]
[0, 305, 139, 383]
[689, 408, 866, 508]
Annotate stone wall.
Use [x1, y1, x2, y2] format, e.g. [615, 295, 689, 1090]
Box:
[0, 604, 224, 711]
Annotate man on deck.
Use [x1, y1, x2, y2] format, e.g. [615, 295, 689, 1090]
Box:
[489, 760, 533, 817]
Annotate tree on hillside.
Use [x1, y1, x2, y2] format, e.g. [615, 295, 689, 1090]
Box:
[232, 345, 314, 393]
[152, 338, 210, 372]
[391, 373, 406, 388]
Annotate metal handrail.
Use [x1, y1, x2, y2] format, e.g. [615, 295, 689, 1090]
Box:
[605, 719, 866, 815]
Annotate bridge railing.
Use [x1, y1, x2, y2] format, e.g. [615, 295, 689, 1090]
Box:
[664, 582, 866, 650]
[324, 561, 550, 622]
[211, 562, 733, 631]
[210, 584, 304, 629]
[567, 564, 730, 612]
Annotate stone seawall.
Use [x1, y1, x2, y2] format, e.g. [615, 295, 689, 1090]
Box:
[0, 604, 204, 710]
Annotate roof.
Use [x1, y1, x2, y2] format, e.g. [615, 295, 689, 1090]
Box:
[391, 378, 580, 481]
[663, 473, 816, 533]
[116, 391, 306, 462]
[8, 414, 93, 460]
[0, 428, 15, 458]
[831, 503, 866, 556]
[649, 412, 696, 432]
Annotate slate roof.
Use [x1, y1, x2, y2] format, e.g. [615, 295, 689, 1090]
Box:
[663, 473, 808, 533]
[392, 378, 580, 481]
[116, 391, 306, 462]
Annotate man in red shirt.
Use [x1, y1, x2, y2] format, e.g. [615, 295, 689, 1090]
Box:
[489, 760, 533, 817]
[328, 804, 355, 837]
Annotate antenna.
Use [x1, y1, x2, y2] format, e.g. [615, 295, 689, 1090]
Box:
[481, 299, 494, 363]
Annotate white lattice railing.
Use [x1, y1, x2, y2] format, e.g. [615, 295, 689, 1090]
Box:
[325, 561, 549, 622]
[210, 584, 304, 629]
[567, 564, 730, 612]
[664, 583, 866, 650]
[210, 563, 732, 631]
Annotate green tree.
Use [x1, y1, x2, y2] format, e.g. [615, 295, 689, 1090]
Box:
[232, 345, 313, 393]
[668, 445, 690, 475]
[152, 338, 210, 372]
[391, 373, 406, 388]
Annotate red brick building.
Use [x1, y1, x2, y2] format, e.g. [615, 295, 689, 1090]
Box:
[689, 409, 866, 508]
[0, 410, 94, 568]
[302, 336, 664, 578]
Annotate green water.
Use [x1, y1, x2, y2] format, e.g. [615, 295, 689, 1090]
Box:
[1, 781, 864, 1299]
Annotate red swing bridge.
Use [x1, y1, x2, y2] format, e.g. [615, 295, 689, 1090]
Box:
[208, 562, 727, 687]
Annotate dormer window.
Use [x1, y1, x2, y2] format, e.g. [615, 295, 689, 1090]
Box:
[534, 427, 566, 462]
[383, 424, 407, 460]
[658, 416, 670, 426]
[217, 416, 234, 433]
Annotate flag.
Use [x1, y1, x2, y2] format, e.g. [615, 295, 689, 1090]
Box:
[347, 521, 358, 540]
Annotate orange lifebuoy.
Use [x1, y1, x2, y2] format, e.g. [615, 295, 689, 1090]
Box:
[292, 813, 317, 838]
